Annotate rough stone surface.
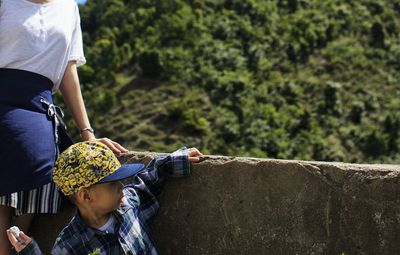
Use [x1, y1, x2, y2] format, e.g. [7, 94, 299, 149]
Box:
[30, 152, 400, 254]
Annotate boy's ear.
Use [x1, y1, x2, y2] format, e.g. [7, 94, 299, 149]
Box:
[76, 188, 92, 203]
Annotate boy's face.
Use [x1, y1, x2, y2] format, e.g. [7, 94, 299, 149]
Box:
[88, 181, 124, 213]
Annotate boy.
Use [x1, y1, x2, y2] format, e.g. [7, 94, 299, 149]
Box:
[7, 141, 201, 254]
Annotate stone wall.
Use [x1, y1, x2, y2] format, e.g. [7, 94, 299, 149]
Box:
[30, 151, 400, 254]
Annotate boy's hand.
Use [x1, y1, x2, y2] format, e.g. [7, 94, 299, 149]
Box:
[188, 148, 203, 163]
[6, 229, 32, 252]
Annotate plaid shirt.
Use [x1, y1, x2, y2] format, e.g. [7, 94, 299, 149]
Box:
[20, 148, 190, 255]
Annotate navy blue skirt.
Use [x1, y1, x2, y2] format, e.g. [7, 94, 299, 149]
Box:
[0, 68, 57, 196]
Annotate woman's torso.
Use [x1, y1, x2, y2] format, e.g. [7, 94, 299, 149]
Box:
[0, 0, 84, 91]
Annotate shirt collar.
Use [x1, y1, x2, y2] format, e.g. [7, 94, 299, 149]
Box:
[71, 203, 130, 240]
[118, 196, 132, 214]
[70, 208, 97, 242]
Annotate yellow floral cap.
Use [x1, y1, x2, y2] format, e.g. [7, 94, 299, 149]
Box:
[53, 141, 121, 196]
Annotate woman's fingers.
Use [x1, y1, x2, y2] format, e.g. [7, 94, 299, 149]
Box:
[98, 138, 128, 154]
[99, 138, 116, 152]
[111, 140, 128, 153]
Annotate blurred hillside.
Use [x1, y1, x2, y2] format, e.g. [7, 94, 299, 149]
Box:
[59, 0, 400, 163]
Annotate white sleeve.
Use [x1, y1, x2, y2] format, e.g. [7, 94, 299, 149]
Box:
[68, 3, 86, 66]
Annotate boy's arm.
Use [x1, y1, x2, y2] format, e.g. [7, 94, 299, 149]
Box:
[18, 240, 44, 255]
[140, 146, 191, 185]
[124, 147, 193, 223]
[6, 230, 44, 255]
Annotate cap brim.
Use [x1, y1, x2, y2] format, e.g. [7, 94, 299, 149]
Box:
[98, 163, 145, 184]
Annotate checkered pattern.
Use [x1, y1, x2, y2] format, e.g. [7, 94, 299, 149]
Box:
[20, 148, 190, 255]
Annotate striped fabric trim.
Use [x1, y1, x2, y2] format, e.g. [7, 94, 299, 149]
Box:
[0, 182, 62, 215]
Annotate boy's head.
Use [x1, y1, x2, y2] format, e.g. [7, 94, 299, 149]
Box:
[53, 141, 144, 212]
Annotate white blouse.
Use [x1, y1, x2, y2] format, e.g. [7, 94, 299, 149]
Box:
[0, 0, 86, 92]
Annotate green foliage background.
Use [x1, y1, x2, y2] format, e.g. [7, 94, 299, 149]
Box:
[61, 0, 400, 163]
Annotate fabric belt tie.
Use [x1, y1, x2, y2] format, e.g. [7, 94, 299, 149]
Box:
[40, 97, 68, 156]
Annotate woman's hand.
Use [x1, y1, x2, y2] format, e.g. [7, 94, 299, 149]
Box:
[88, 137, 128, 155]
[80, 129, 128, 155]
[6, 229, 31, 252]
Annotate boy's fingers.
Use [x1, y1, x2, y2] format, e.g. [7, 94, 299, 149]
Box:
[188, 147, 208, 163]
[188, 148, 202, 157]
[6, 230, 25, 252]
[6, 230, 18, 245]
[19, 231, 32, 243]
[189, 157, 200, 163]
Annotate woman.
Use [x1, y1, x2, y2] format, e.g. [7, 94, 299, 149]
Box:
[0, 0, 127, 253]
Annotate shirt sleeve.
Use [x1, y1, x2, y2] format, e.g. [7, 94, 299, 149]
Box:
[18, 239, 44, 255]
[124, 147, 191, 223]
[68, 3, 86, 66]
